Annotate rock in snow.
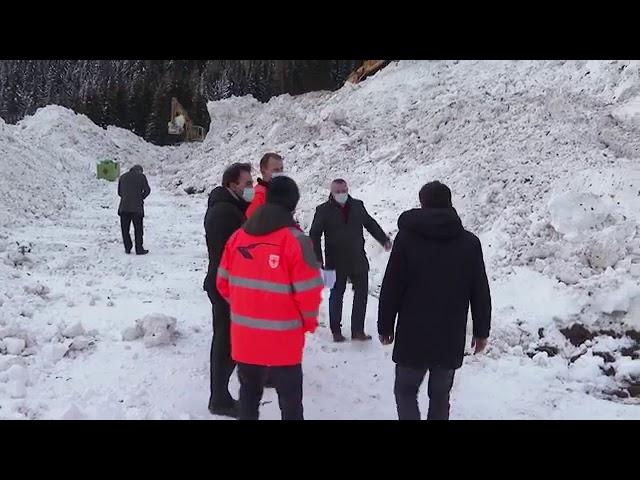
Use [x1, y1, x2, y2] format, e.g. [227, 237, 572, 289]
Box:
[62, 322, 86, 339]
[122, 314, 178, 347]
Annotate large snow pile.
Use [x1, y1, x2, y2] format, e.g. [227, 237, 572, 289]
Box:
[0, 105, 168, 228]
[165, 60, 640, 340]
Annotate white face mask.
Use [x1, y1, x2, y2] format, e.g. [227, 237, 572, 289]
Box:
[271, 172, 285, 179]
[333, 193, 348, 205]
[242, 187, 255, 202]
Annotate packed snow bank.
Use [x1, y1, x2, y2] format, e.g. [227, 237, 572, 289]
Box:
[0, 106, 177, 418]
[165, 60, 640, 336]
[0, 105, 168, 228]
[612, 95, 640, 129]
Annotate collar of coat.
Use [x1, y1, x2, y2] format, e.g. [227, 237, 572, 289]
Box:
[207, 185, 248, 212]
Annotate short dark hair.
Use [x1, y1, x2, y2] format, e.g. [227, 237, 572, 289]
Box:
[331, 178, 347, 185]
[419, 181, 452, 208]
[259, 152, 283, 171]
[222, 162, 252, 187]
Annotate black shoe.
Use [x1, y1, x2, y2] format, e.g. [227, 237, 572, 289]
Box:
[125, 249, 131, 254]
[352, 332, 372, 341]
[136, 249, 149, 255]
[208, 399, 238, 418]
[333, 332, 346, 343]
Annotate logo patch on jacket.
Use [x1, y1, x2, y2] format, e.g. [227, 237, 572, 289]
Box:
[237, 243, 278, 259]
[268, 254, 280, 269]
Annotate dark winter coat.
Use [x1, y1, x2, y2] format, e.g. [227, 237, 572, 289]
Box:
[377, 207, 491, 370]
[203, 186, 249, 301]
[117, 166, 151, 216]
[309, 195, 389, 274]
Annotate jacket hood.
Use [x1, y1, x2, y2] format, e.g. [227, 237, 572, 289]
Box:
[243, 203, 296, 236]
[398, 207, 464, 240]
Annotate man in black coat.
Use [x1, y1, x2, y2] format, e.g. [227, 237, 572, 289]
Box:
[118, 164, 151, 255]
[203, 162, 253, 418]
[310, 179, 391, 342]
[378, 181, 491, 420]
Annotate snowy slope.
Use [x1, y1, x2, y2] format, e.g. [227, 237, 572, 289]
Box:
[166, 60, 640, 336]
[2, 61, 640, 419]
[0, 105, 168, 228]
[2, 182, 639, 419]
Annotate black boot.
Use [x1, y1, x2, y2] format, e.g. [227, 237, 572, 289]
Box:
[352, 332, 372, 341]
[209, 399, 239, 418]
[333, 332, 346, 343]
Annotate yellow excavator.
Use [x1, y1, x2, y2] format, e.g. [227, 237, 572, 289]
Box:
[167, 97, 206, 142]
[346, 60, 390, 84]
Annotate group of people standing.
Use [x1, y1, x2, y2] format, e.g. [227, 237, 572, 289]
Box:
[116, 153, 492, 421]
[201, 152, 492, 421]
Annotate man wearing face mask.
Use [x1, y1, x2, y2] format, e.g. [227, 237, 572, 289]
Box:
[203, 162, 254, 418]
[245, 152, 284, 219]
[309, 178, 392, 343]
[244, 152, 284, 389]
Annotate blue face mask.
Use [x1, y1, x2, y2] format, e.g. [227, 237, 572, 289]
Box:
[333, 193, 348, 205]
[242, 187, 255, 202]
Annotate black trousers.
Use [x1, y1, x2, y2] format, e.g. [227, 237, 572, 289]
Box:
[237, 363, 304, 420]
[119, 212, 144, 253]
[209, 300, 236, 408]
[329, 270, 368, 335]
[394, 364, 456, 420]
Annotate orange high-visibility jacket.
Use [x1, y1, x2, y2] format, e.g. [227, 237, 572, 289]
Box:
[217, 204, 323, 366]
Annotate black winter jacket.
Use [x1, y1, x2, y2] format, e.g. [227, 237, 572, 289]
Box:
[309, 195, 389, 274]
[117, 167, 151, 216]
[377, 207, 491, 370]
[203, 186, 248, 300]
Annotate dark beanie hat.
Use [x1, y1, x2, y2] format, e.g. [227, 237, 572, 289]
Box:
[267, 176, 300, 212]
[419, 181, 452, 208]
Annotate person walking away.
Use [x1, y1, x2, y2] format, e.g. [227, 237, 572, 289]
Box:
[245, 152, 284, 218]
[117, 164, 151, 255]
[203, 162, 254, 418]
[309, 178, 391, 343]
[217, 176, 322, 420]
[377, 181, 492, 420]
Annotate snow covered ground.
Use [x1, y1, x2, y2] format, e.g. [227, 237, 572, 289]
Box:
[2, 61, 640, 419]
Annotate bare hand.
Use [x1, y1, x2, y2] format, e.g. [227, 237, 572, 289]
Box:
[384, 240, 392, 252]
[471, 337, 488, 354]
[379, 334, 394, 345]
